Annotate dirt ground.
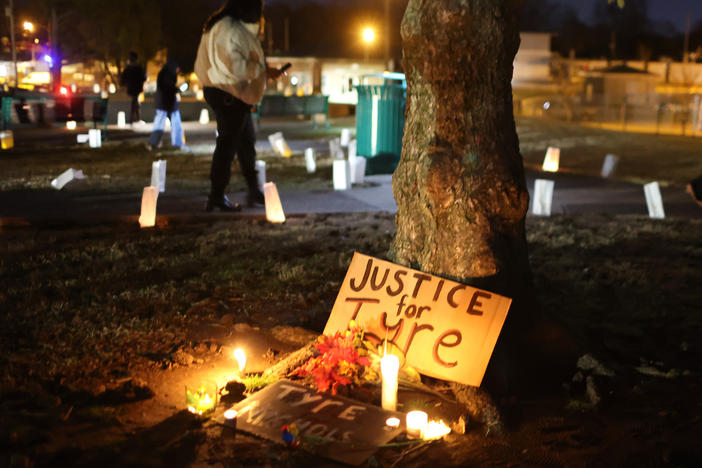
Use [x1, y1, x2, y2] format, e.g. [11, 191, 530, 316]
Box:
[2, 118, 702, 467]
[1, 211, 701, 467]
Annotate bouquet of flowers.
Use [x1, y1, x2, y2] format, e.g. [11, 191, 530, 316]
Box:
[293, 321, 377, 394]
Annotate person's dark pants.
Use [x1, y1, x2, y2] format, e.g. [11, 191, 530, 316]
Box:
[203, 87, 258, 198]
[691, 175, 702, 202]
[129, 94, 140, 123]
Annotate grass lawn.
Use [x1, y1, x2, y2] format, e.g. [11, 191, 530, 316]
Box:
[1, 118, 702, 466]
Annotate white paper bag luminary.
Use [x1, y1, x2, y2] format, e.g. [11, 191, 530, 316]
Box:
[138, 186, 159, 228]
[263, 182, 286, 223]
[329, 138, 344, 159]
[542, 147, 560, 172]
[88, 129, 102, 148]
[117, 111, 127, 128]
[304, 148, 316, 173]
[256, 160, 266, 191]
[51, 168, 85, 190]
[151, 160, 167, 193]
[532, 179, 555, 216]
[350, 157, 366, 185]
[199, 108, 210, 124]
[333, 159, 351, 190]
[0, 130, 14, 149]
[340, 128, 352, 147]
[644, 181, 665, 219]
[601, 154, 619, 178]
[348, 139, 357, 164]
[268, 132, 292, 157]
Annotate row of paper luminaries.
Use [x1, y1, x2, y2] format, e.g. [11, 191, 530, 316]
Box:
[138, 160, 287, 228]
[143, 125, 365, 226]
[140, 129, 365, 228]
[267, 129, 365, 191]
[535, 147, 666, 219]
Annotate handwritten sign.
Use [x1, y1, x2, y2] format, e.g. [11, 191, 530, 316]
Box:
[324, 253, 512, 387]
[225, 380, 404, 466]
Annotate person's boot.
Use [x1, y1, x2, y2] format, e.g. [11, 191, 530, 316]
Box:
[205, 194, 241, 212]
[246, 189, 265, 207]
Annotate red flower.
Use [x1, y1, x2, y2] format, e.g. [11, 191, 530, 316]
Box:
[293, 324, 371, 394]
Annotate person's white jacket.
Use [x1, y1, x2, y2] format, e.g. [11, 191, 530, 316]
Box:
[194, 17, 266, 105]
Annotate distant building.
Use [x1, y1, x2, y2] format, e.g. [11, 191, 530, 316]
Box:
[582, 64, 659, 106]
[513, 32, 553, 86]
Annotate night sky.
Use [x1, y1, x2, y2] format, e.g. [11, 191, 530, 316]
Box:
[303, 0, 702, 32]
[556, 0, 702, 30]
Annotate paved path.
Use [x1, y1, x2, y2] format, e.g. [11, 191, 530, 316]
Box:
[1, 119, 701, 226]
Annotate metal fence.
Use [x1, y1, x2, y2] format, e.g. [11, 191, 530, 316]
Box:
[515, 93, 702, 137]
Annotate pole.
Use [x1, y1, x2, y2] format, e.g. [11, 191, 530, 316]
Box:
[8, 0, 18, 89]
[683, 11, 691, 63]
[50, 7, 59, 90]
[266, 18, 273, 55]
[384, 0, 390, 69]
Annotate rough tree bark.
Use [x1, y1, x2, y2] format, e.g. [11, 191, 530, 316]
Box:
[391, 0, 541, 391]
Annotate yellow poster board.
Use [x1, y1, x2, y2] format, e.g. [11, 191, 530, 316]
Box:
[324, 253, 512, 387]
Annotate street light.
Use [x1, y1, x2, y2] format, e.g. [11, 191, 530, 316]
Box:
[362, 27, 375, 44]
[23, 21, 35, 33]
[362, 27, 375, 62]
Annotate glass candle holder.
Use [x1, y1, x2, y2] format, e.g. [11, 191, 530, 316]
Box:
[185, 380, 218, 417]
[406, 410, 428, 439]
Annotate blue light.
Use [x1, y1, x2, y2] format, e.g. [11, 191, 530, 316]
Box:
[43, 54, 53, 65]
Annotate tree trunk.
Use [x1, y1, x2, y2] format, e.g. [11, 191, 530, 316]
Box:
[391, 0, 540, 390]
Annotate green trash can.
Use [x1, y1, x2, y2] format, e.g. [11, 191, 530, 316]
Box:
[355, 73, 406, 174]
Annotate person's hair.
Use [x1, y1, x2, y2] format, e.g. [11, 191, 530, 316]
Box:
[204, 0, 263, 32]
[128, 51, 138, 63]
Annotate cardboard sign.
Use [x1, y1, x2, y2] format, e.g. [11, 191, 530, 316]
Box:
[324, 253, 511, 387]
[225, 380, 404, 466]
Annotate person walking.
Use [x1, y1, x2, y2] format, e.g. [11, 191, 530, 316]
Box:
[120, 51, 146, 124]
[687, 175, 702, 208]
[148, 58, 188, 151]
[194, 0, 284, 212]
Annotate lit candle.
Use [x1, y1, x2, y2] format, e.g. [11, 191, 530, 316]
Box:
[223, 408, 238, 437]
[406, 410, 428, 439]
[234, 348, 247, 374]
[185, 383, 217, 416]
[424, 419, 451, 440]
[380, 354, 400, 411]
[385, 417, 400, 428]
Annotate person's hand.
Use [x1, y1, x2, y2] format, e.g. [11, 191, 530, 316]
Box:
[266, 67, 285, 80]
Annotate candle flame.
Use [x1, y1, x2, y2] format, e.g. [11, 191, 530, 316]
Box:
[224, 409, 238, 420]
[424, 419, 451, 440]
[234, 348, 246, 373]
